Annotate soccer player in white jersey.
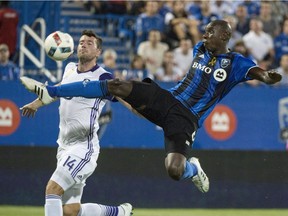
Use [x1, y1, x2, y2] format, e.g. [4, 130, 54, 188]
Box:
[20, 30, 133, 216]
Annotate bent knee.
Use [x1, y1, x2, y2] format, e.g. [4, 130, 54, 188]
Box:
[107, 79, 132, 97]
[167, 165, 184, 181]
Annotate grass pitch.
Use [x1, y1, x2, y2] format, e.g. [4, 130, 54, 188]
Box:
[1, 206, 288, 216]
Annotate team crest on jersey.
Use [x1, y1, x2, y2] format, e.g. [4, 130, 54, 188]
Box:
[213, 69, 227, 82]
[221, 59, 230, 68]
[82, 78, 90, 87]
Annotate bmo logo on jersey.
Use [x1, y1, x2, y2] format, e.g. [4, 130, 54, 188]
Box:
[192, 62, 212, 74]
[0, 100, 20, 136]
[204, 104, 237, 140]
[213, 69, 227, 82]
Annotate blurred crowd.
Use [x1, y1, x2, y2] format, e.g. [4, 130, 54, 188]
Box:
[0, 1, 19, 81]
[79, 0, 288, 86]
[1, 0, 288, 87]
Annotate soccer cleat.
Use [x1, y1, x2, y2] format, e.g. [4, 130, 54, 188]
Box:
[20, 76, 55, 105]
[190, 157, 209, 193]
[120, 203, 133, 216]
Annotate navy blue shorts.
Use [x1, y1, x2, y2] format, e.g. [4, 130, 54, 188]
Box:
[124, 78, 198, 157]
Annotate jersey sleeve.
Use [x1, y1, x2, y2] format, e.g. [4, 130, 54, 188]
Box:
[99, 72, 114, 81]
[232, 54, 257, 82]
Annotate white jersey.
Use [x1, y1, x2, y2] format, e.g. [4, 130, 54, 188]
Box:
[57, 62, 112, 159]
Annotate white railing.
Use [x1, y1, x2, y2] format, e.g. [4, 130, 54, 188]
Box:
[19, 18, 62, 82]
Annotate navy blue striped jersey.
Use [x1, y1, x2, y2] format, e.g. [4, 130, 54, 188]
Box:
[169, 41, 257, 127]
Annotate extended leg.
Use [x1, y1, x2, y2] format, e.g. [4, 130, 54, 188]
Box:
[46, 80, 109, 98]
[47, 79, 134, 99]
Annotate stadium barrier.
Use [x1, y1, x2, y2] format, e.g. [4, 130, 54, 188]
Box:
[1, 80, 287, 151]
[0, 146, 287, 208]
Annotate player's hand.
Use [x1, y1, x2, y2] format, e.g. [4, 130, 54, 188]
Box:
[20, 103, 38, 118]
[20, 99, 44, 118]
[267, 70, 282, 83]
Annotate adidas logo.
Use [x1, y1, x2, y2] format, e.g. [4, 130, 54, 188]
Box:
[200, 171, 207, 181]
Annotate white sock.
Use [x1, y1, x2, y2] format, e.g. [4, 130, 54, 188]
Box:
[45, 194, 63, 216]
[80, 203, 125, 216]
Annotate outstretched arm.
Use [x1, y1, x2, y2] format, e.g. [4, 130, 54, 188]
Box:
[20, 98, 45, 118]
[20, 96, 59, 118]
[247, 67, 282, 85]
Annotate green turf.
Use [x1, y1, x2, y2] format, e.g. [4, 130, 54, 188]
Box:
[135, 209, 288, 216]
[1, 206, 288, 216]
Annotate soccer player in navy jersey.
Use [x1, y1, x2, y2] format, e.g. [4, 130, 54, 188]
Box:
[21, 20, 282, 193]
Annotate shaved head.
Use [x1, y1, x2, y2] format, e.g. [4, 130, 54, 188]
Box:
[209, 20, 232, 41]
[203, 20, 233, 54]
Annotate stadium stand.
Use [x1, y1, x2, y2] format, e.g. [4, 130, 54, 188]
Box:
[10, 1, 133, 82]
[9, 1, 288, 81]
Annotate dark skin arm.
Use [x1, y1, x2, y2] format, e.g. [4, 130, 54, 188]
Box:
[247, 67, 282, 85]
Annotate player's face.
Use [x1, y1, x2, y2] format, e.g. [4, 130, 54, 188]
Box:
[202, 23, 222, 53]
[77, 35, 101, 62]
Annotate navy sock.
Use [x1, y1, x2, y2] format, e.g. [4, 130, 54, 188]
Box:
[47, 80, 109, 98]
[180, 161, 198, 180]
[46, 86, 57, 97]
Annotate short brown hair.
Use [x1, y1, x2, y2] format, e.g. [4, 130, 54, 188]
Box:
[81, 30, 102, 49]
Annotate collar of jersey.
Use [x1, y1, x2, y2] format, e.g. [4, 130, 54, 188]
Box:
[76, 64, 99, 73]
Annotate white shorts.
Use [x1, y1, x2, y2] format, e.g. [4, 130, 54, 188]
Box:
[50, 147, 99, 204]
